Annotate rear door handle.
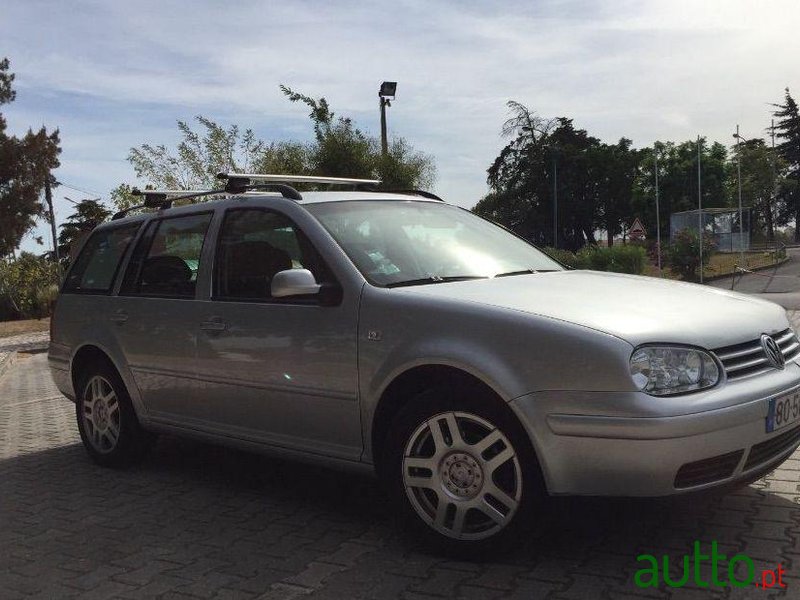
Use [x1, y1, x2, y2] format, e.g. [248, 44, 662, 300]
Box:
[200, 318, 228, 332]
[109, 310, 128, 324]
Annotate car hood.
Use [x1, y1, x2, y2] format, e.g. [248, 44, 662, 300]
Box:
[394, 270, 789, 348]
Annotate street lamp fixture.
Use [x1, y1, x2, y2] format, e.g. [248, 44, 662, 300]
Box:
[379, 81, 397, 98]
[379, 81, 397, 155]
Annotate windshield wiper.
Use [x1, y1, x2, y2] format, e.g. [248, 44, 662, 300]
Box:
[494, 269, 538, 277]
[386, 275, 489, 288]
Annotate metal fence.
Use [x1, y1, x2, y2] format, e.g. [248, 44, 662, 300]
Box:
[670, 207, 751, 252]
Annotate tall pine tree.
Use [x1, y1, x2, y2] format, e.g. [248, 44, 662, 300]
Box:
[772, 88, 800, 240]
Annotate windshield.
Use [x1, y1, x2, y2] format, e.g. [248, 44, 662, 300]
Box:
[305, 200, 562, 287]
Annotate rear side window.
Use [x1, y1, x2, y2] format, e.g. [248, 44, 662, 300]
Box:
[62, 223, 141, 294]
[121, 213, 213, 299]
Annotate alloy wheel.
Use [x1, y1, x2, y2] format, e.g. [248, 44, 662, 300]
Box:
[82, 375, 122, 454]
[402, 411, 522, 540]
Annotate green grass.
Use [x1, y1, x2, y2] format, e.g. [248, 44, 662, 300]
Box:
[643, 251, 785, 280]
[0, 318, 49, 339]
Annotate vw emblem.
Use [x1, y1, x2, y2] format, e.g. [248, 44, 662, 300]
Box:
[761, 334, 785, 370]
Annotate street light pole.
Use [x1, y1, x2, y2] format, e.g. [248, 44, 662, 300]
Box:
[553, 154, 558, 248]
[735, 125, 744, 263]
[378, 82, 397, 156]
[698, 135, 703, 284]
[654, 143, 661, 275]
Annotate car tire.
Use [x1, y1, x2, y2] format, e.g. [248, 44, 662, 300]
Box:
[382, 383, 545, 556]
[75, 361, 154, 468]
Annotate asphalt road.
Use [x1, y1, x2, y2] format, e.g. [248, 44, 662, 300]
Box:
[710, 248, 800, 297]
[2, 347, 800, 599]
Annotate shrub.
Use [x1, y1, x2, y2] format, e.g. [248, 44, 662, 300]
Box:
[665, 229, 716, 281]
[0, 253, 61, 319]
[575, 244, 646, 274]
[541, 247, 580, 268]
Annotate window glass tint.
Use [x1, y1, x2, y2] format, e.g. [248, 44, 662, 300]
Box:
[134, 213, 212, 298]
[216, 209, 329, 300]
[306, 200, 562, 286]
[63, 223, 141, 293]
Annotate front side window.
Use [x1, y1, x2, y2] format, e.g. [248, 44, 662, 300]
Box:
[62, 222, 141, 294]
[215, 209, 331, 301]
[305, 200, 562, 287]
[124, 213, 213, 298]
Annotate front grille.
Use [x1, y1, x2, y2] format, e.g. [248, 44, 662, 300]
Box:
[713, 329, 800, 381]
[674, 450, 744, 488]
[743, 424, 800, 471]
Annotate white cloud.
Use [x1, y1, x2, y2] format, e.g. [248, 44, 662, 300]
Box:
[3, 0, 799, 251]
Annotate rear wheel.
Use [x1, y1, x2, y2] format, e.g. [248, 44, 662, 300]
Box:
[383, 386, 544, 555]
[76, 362, 153, 467]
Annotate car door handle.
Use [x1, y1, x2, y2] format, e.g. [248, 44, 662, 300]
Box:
[109, 310, 128, 324]
[200, 318, 228, 332]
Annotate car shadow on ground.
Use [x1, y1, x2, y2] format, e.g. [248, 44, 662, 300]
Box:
[1, 434, 796, 598]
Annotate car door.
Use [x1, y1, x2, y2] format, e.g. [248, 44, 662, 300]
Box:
[111, 211, 214, 421]
[192, 206, 361, 461]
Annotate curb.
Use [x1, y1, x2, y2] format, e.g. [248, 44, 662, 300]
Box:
[703, 256, 791, 283]
[0, 351, 17, 383]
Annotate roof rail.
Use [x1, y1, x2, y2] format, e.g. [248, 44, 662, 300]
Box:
[363, 188, 443, 201]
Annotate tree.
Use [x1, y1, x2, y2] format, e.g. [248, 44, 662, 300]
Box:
[280, 85, 435, 188]
[727, 140, 785, 241]
[772, 88, 800, 240]
[0, 58, 61, 257]
[57, 200, 111, 265]
[0, 252, 60, 318]
[128, 116, 270, 189]
[119, 89, 435, 196]
[109, 183, 141, 212]
[632, 139, 729, 242]
[475, 101, 634, 250]
[591, 138, 643, 246]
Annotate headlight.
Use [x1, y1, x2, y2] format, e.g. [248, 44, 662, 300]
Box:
[630, 346, 720, 396]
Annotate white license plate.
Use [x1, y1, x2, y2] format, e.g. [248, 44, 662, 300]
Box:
[766, 391, 800, 433]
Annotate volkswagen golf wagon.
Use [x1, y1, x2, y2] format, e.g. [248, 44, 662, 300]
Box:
[49, 173, 800, 552]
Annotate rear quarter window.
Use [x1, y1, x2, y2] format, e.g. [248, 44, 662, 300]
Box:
[62, 222, 141, 294]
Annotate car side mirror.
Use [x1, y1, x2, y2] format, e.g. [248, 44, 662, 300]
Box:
[271, 269, 321, 298]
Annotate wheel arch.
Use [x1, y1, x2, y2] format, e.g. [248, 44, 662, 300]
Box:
[370, 364, 526, 478]
[70, 344, 121, 395]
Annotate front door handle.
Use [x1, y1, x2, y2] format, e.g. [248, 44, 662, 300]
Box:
[109, 310, 128, 324]
[200, 318, 228, 332]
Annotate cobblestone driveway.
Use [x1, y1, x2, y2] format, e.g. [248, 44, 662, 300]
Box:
[1, 344, 799, 599]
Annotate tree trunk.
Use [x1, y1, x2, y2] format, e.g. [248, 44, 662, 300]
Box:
[765, 204, 775, 242]
[795, 204, 800, 243]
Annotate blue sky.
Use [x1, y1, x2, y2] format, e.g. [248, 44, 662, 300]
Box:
[3, 0, 799, 253]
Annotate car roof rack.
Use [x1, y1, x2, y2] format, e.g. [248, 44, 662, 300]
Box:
[217, 172, 381, 187]
[110, 189, 219, 220]
[109, 173, 416, 221]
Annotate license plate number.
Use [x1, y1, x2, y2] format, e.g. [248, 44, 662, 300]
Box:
[767, 391, 800, 433]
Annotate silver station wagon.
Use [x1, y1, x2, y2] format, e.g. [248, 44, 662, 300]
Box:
[49, 173, 800, 552]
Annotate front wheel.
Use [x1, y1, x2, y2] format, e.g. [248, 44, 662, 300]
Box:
[383, 388, 544, 554]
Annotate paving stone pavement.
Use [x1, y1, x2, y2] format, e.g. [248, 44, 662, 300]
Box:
[2, 322, 800, 599]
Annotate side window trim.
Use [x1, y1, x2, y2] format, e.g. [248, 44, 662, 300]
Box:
[61, 221, 143, 295]
[119, 211, 214, 300]
[212, 207, 336, 305]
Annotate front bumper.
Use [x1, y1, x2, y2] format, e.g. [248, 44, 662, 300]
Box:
[511, 364, 800, 496]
